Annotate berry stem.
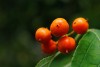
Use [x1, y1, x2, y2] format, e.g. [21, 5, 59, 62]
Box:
[75, 34, 81, 41]
[67, 31, 74, 36]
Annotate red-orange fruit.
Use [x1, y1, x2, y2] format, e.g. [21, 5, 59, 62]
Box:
[72, 17, 89, 34]
[50, 18, 69, 37]
[58, 36, 76, 54]
[41, 40, 57, 54]
[35, 27, 51, 43]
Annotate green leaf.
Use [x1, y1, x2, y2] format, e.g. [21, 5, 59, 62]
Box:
[35, 51, 73, 67]
[71, 29, 100, 67]
[35, 52, 60, 67]
[51, 52, 73, 67]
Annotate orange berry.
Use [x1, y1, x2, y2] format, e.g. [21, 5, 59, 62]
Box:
[72, 17, 89, 34]
[41, 40, 57, 54]
[58, 36, 76, 54]
[50, 18, 69, 37]
[35, 27, 51, 43]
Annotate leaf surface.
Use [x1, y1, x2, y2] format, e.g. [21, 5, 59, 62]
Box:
[71, 29, 100, 67]
[35, 52, 60, 67]
[36, 51, 73, 67]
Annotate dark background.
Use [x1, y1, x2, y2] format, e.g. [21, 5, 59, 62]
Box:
[0, 0, 100, 67]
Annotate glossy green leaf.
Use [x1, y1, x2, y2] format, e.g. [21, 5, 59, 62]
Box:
[71, 29, 100, 67]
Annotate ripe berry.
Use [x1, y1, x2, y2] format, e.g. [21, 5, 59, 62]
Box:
[35, 27, 51, 43]
[72, 17, 89, 34]
[58, 36, 76, 54]
[50, 18, 69, 37]
[41, 40, 57, 54]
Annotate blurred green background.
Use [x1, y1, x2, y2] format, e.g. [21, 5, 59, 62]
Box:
[0, 0, 100, 67]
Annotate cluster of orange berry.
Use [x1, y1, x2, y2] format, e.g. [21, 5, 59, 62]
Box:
[35, 17, 89, 54]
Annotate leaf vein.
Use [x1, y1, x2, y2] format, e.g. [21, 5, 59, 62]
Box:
[89, 30, 100, 42]
[79, 35, 95, 67]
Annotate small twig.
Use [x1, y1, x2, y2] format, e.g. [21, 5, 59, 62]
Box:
[48, 51, 61, 67]
[67, 31, 75, 36]
[75, 34, 81, 41]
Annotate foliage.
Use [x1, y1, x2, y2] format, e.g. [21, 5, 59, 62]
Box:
[36, 29, 100, 67]
[0, 0, 100, 67]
